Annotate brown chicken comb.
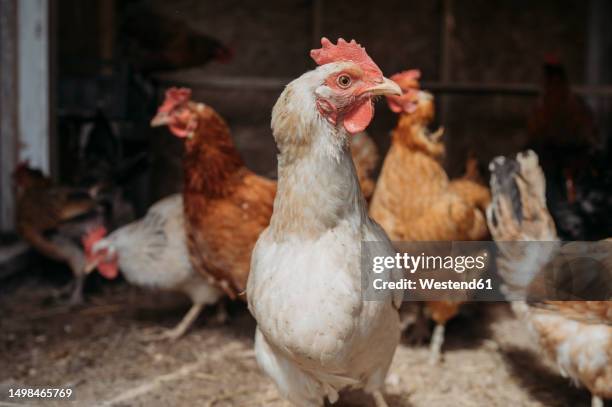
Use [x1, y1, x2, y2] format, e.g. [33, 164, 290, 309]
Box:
[310, 37, 382, 77]
[158, 87, 192, 113]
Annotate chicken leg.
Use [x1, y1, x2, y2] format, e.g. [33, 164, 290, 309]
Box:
[68, 274, 85, 305]
[428, 323, 445, 365]
[426, 301, 461, 364]
[141, 302, 204, 341]
[592, 395, 603, 407]
[372, 390, 389, 407]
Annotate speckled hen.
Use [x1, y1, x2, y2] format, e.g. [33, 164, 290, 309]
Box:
[487, 150, 612, 407]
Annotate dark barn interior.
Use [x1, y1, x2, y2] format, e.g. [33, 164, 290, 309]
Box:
[0, 1, 611, 406]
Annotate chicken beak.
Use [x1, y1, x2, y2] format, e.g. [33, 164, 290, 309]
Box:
[365, 77, 402, 97]
[150, 112, 170, 127]
[84, 261, 98, 275]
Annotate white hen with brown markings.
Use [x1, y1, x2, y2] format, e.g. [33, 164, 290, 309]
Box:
[247, 38, 403, 407]
[487, 151, 612, 407]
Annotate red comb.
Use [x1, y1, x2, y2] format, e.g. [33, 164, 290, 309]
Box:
[390, 70, 421, 91]
[158, 87, 192, 113]
[387, 69, 422, 114]
[310, 38, 382, 78]
[82, 226, 118, 279]
[82, 226, 107, 257]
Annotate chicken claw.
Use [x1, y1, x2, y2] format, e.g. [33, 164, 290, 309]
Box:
[140, 303, 204, 341]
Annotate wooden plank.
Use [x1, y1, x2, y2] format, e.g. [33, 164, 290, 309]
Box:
[311, 0, 323, 48]
[0, 0, 18, 232]
[48, 0, 58, 181]
[155, 74, 612, 97]
[98, 0, 115, 75]
[18, 0, 51, 173]
[586, 0, 612, 145]
[438, 0, 454, 123]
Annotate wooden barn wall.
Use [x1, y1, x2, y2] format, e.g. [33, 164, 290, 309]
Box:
[0, 0, 18, 232]
[147, 0, 593, 189]
[50, 0, 602, 202]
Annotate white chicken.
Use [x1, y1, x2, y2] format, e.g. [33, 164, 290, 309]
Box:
[83, 194, 223, 340]
[247, 38, 403, 407]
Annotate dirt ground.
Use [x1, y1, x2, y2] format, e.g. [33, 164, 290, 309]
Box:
[0, 269, 597, 407]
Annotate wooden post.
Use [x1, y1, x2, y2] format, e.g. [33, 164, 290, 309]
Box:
[0, 0, 18, 232]
[439, 0, 454, 123]
[586, 0, 612, 148]
[98, 0, 115, 74]
[439, 0, 455, 172]
[17, 0, 51, 174]
[312, 0, 323, 48]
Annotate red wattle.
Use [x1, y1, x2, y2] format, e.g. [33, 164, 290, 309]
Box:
[169, 124, 190, 138]
[98, 261, 119, 280]
[343, 100, 373, 135]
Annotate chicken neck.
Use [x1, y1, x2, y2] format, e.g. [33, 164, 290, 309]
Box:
[269, 126, 366, 240]
[183, 107, 245, 198]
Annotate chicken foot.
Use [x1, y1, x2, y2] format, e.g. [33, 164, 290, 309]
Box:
[371, 390, 389, 407]
[68, 274, 85, 305]
[428, 323, 445, 365]
[140, 302, 204, 341]
[592, 395, 603, 407]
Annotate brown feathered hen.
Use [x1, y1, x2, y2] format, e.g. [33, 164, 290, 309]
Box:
[487, 150, 611, 407]
[119, 3, 232, 74]
[14, 163, 104, 304]
[151, 88, 382, 300]
[369, 70, 490, 363]
[370, 70, 489, 241]
[449, 152, 491, 214]
[151, 89, 275, 300]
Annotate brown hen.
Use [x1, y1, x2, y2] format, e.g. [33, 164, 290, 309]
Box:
[151, 88, 382, 300]
[369, 70, 490, 363]
[14, 163, 104, 304]
[151, 89, 275, 300]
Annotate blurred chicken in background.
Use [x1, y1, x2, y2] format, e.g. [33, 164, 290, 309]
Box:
[14, 163, 105, 304]
[369, 70, 490, 364]
[119, 1, 232, 74]
[83, 194, 224, 340]
[488, 150, 612, 407]
[151, 88, 276, 300]
[71, 109, 148, 227]
[527, 55, 611, 240]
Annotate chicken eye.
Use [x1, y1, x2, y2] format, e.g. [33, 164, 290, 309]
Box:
[337, 74, 352, 89]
